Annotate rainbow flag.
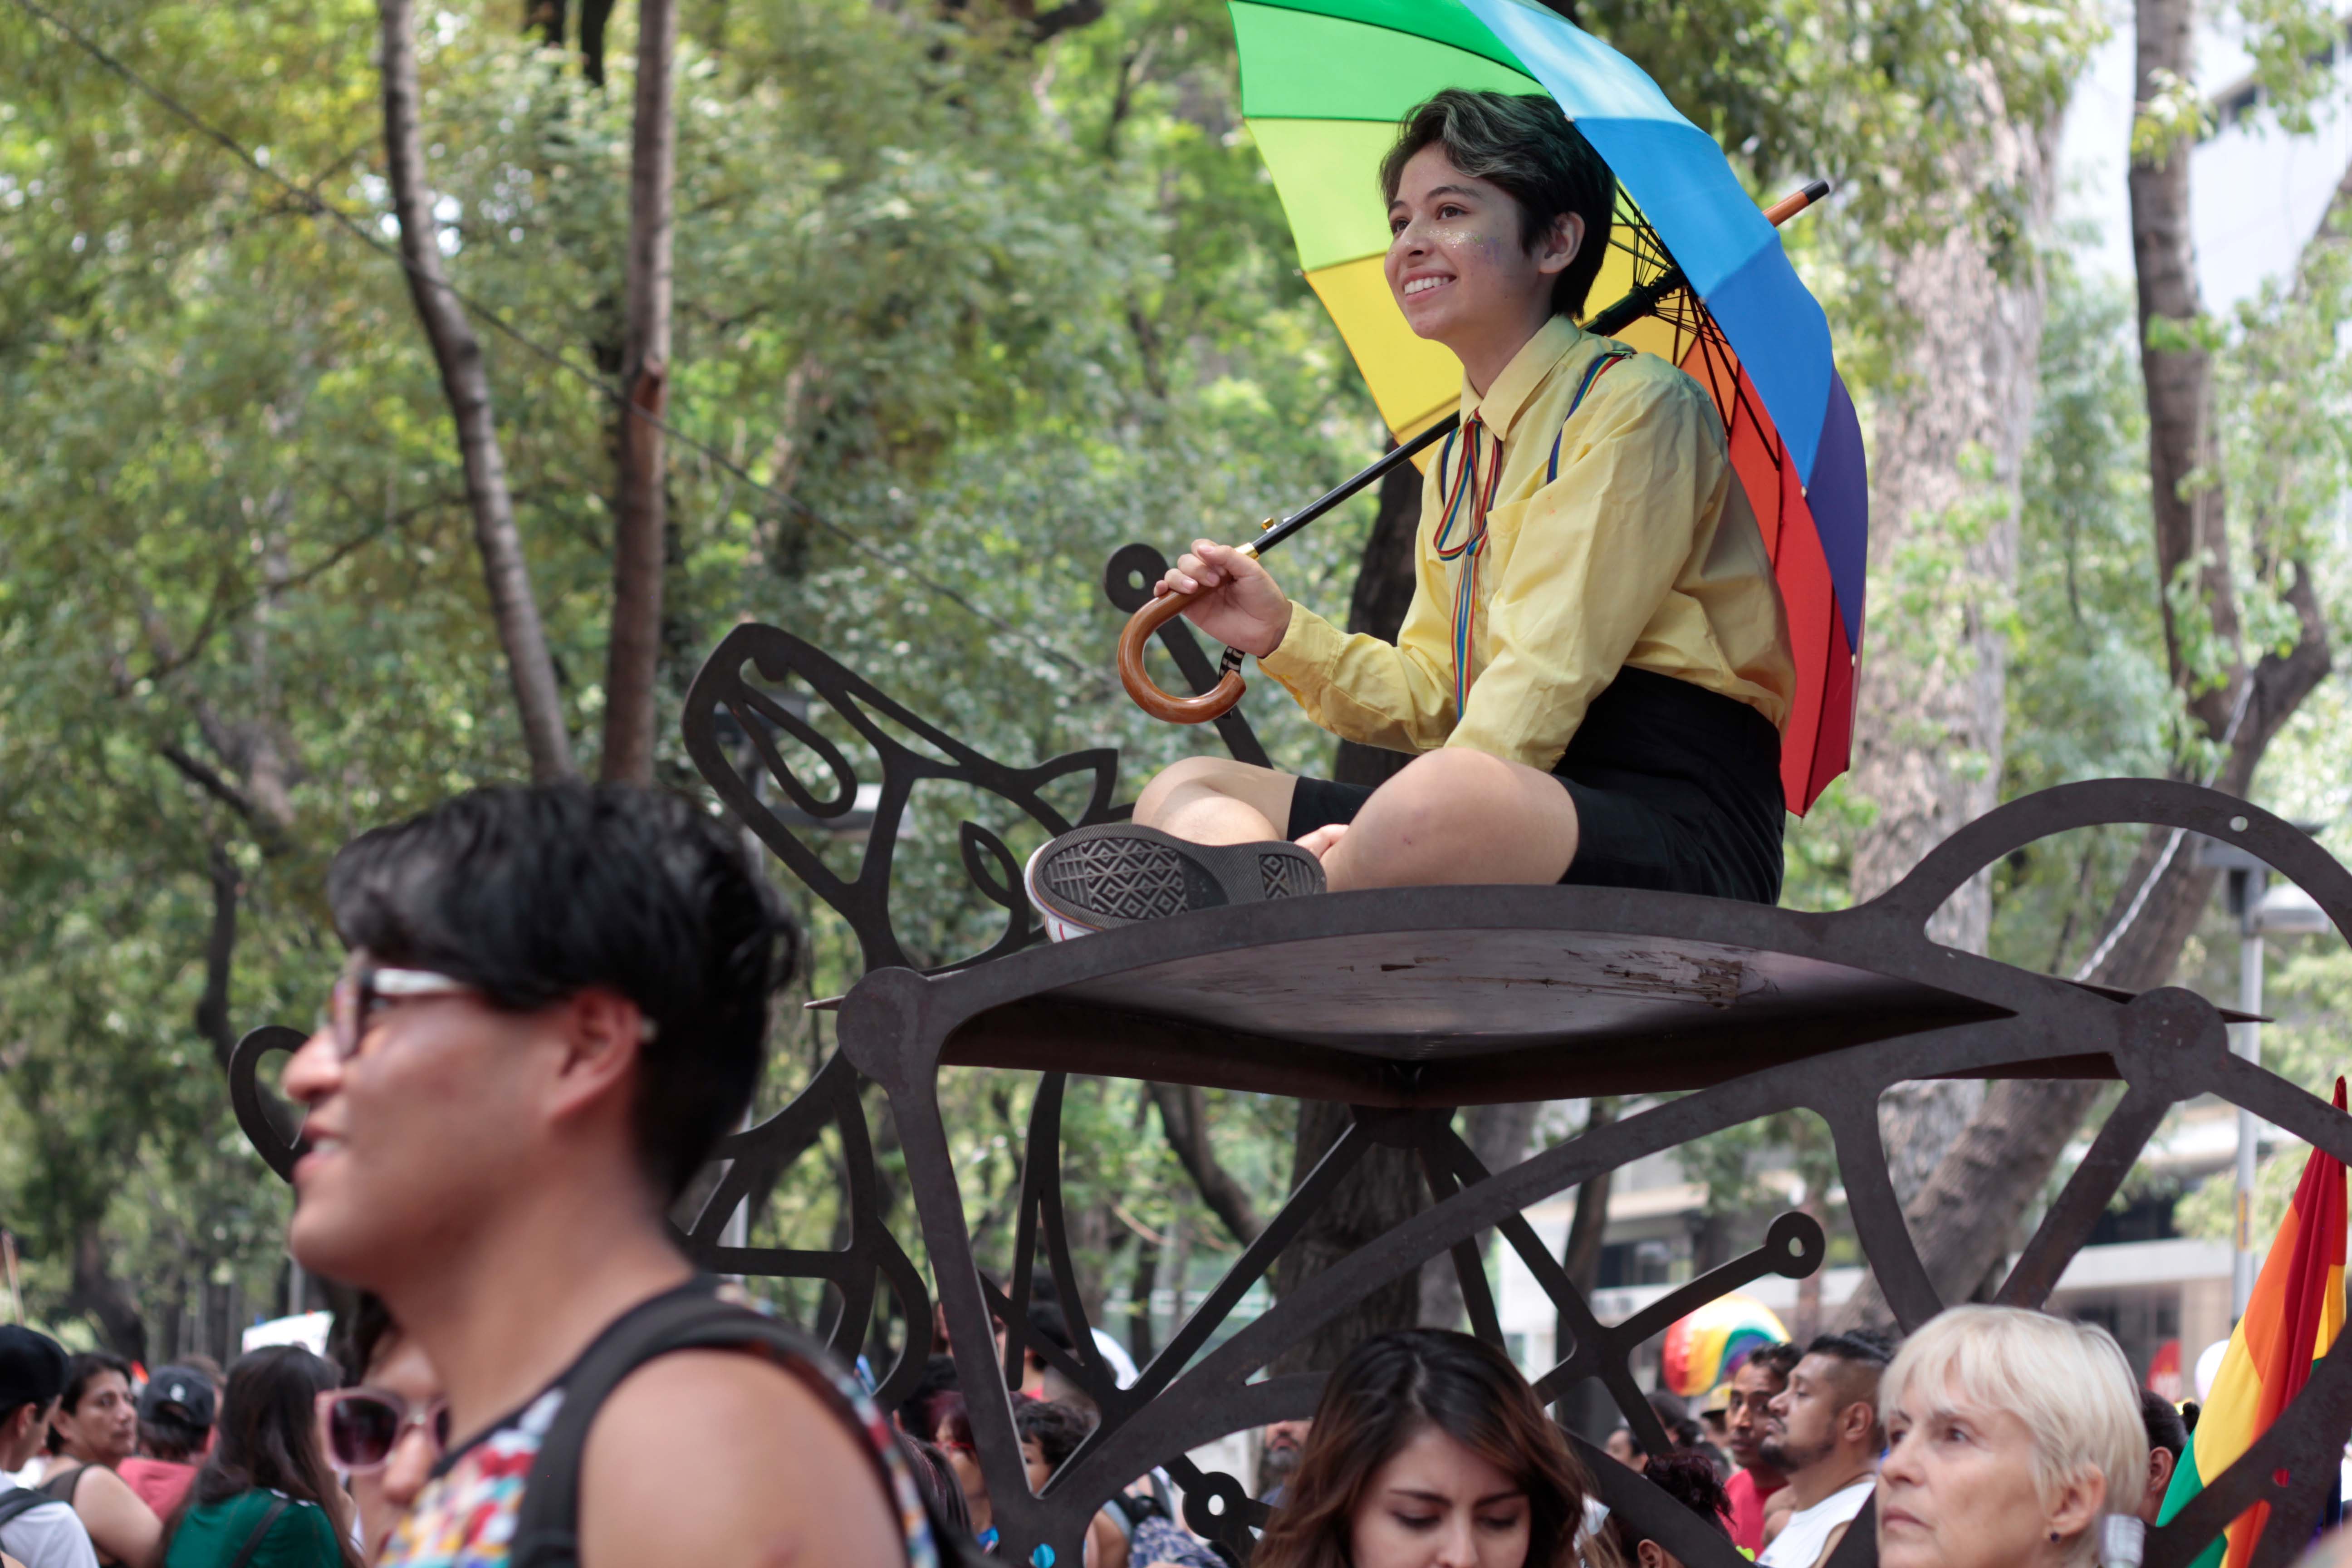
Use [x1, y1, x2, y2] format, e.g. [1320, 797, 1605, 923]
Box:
[2156, 1077, 2348, 1567]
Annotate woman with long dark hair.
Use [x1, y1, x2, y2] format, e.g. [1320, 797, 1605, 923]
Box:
[1253, 1330, 1600, 1568]
[162, 1348, 359, 1568]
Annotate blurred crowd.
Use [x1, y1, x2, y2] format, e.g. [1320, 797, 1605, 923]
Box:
[0, 780, 2323, 1568]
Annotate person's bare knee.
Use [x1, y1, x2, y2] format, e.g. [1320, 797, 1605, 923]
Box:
[1134, 756, 1297, 844]
[1323, 747, 1577, 889]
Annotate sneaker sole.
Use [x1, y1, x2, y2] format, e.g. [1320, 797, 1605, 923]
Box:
[1025, 825, 1323, 936]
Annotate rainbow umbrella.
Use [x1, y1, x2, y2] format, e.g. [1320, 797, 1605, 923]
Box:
[1232, 0, 1868, 812]
[1660, 1292, 1789, 1397]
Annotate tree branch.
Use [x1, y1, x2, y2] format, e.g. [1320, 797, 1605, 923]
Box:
[1148, 1082, 1264, 1245]
[378, 0, 575, 781]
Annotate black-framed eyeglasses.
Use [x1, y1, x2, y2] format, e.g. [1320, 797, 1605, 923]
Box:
[317, 1387, 451, 1473]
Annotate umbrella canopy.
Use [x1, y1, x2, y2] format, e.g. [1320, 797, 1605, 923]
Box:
[1659, 1290, 1790, 1397]
[1231, 0, 1868, 813]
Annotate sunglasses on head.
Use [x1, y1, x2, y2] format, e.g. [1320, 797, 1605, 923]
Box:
[317, 1387, 451, 1474]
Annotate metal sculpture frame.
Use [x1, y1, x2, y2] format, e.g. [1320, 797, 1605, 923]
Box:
[228, 542, 2352, 1568]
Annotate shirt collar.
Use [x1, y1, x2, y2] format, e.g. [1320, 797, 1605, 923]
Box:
[1461, 314, 1590, 442]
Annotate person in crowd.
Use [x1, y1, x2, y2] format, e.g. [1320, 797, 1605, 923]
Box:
[1259, 1419, 1312, 1505]
[1875, 1305, 2144, 1568]
[321, 1294, 443, 1561]
[1604, 1426, 1649, 1473]
[1597, 1449, 1733, 1568]
[2136, 1388, 2186, 1526]
[899, 1436, 972, 1540]
[161, 1348, 355, 1568]
[40, 1354, 159, 1568]
[1017, 1400, 1128, 1568]
[116, 1369, 212, 1523]
[899, 1355, 963, 1444]
[1645, 1392, 1705, 1459]
[0, 1328, 99, 1568]
[276, 784, 933, 1566]
[1756, 1333, 1890, 1568]
[1252, 1328, 1600, 1568]
[1722, 1343, 1799, 1553]
[935, 1393, 1001, 1550]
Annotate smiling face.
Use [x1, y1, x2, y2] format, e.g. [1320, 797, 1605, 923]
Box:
[1383, 144, 1580, 392]
[280, 954, 559, 1292]
[1877, 1378, 2097, 1568]
[1348, 1423, 1532, 1568]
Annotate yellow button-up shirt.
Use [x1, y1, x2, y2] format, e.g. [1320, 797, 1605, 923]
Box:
[1259, 315, 1796, 773]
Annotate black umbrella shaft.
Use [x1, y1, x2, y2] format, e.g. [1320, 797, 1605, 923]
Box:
[1245, 416, 1458, 558]
[1247, 177, 1831, 562]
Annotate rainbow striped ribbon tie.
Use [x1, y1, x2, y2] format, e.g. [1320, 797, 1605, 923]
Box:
[1431, 412, 1503, 715]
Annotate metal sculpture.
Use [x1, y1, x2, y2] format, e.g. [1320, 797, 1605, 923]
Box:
[227, 549, 2352, 1568]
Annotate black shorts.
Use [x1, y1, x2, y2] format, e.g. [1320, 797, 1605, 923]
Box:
[1284, 667, 1785, 904]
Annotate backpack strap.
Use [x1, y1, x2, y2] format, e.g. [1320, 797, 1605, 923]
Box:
[0, 1487, 69, 1530]
[224, 1494, 291, 1568]
[508, 1288, 950, 1568]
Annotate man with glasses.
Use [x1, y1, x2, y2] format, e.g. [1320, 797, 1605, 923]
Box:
[281, 784, 934, 1567]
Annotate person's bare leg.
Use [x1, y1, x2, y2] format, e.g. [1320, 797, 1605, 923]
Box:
[1134, 756, 1301, 846]
[1311, 747, 1579, 891]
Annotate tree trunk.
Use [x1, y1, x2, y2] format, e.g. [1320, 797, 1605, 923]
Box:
[600, 0, 679, 784]
[1270, 1100, 1426, 1374]
[378, 0, 574, 782]
[1332, 447, 1424, 788]
[67, 1229, 147, 1362]
[1419, 1102, 1540, 1328]
[1847, 107, 2059, 1210]
[1841, 15, 2340, 1327]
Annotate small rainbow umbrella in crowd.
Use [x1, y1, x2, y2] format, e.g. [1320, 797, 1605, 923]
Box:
[1229, 0, 1869, 811]
[1659, 1292, 1790, 1398]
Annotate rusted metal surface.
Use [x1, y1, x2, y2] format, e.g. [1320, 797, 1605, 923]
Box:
[228, 592, 2352, 1568]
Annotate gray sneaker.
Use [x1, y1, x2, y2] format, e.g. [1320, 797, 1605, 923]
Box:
[1023, 824, 1325, 940]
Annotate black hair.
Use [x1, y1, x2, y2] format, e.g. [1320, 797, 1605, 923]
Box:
[897, 1354, 961, 1443]
[1610, 1424, 1649, 1459]
[1014, 1399, 1093, 1473]
[1749, 1342, 1802, 1382]
[1646, 1389, 1706, 1452]
[139, 1407, 209, 1463]
[327, 782, 796, 1198]
[1379, 89, 1617, 319]
[1027, 1298, 1075, 1357]
[1804, 1330, 1894, 1368]
[328, 1290, 399, 1387]
[2181, 1399, 2201, 1435]
[47, 1351, 132, 1455]
[1601, 1449, 1730, 1561]
[171, 1347, 361, 1568]
[2141, 1387, 2187, 1461]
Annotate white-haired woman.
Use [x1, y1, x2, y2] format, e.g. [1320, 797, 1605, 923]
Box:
[1877, 1305, 2147, 1568]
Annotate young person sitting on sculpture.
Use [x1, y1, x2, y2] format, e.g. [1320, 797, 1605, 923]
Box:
[1025, 88, 1794, 937]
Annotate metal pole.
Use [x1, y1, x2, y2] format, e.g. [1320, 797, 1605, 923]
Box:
[2232, 877, 2265, 1317]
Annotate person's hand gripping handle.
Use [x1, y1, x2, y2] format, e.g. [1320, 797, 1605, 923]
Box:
[1116, 538, 1293, 723]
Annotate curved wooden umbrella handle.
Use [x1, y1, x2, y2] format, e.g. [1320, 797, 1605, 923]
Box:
[1118, 588, 1246, 724]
